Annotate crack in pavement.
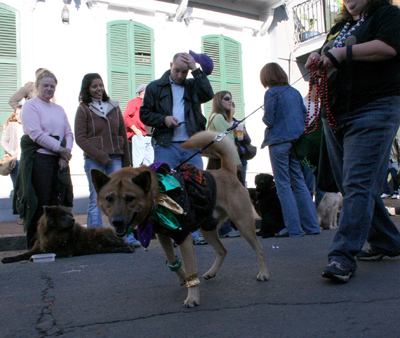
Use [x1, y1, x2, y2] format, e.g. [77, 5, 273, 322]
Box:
[36, 273, 62, 337]
[58, 295, 400, 332]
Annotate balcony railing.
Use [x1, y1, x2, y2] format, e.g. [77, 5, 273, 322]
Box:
[293, 0, 340, 44]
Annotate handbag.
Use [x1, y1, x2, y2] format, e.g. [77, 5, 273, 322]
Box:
[0, 155, 16, 176]
[235, 122, 257, 161]
[243, 142, 257, 160]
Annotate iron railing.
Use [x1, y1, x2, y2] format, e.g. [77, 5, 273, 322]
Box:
[293, 0, 341, 44]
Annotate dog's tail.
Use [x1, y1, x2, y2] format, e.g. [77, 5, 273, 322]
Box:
[181, 131, 237, 175]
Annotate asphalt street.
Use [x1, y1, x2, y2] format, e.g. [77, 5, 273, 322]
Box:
[1, 223, 400, 338]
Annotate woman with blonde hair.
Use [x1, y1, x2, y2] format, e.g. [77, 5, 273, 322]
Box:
[16, 69, 73, 249]
[207, 91, 242, 174]
[260, 62, 320, 238]
[207, 90, 244, 238]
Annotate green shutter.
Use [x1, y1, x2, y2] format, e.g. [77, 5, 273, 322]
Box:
[203, 36, 221, 117]
[223, 38, 244, 120]
[202, 35, 244, 120]
[107, 21, 132, 111]
[133, 23, 154, 92]
[0, 4, 20, 158]
[107, 21, 154, 111]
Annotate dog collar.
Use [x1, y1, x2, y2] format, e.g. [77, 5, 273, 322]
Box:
[144, 198, 157, 223]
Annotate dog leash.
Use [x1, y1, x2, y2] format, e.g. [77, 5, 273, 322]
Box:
[173, 71, 311, 171]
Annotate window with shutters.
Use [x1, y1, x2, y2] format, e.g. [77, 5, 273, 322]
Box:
[0, 4, 20, 158]
[202, 35, 244, 120]
[107, 21, 154, 111]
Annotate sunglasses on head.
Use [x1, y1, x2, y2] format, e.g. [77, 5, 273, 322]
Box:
[222, 96, 232, 101]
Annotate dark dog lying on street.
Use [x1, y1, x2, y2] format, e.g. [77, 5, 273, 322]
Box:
[2, 206, 134, 264]
[252, 173, 285, 238]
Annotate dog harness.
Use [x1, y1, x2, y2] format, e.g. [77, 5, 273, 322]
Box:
[136, 162, 218, 247]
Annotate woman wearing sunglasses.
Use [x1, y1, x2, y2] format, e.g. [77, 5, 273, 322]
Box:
[206, 91, 243, 175]
[206, 90, 244, 238]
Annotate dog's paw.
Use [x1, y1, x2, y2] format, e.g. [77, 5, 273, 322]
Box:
[256, 272, 269, 281]
[183, 298, 200, 308]
[123, 246, 135, 253]
[1, 257, 17, 264]
[202, 271, 217, 280]
[183, 287, 200, 308]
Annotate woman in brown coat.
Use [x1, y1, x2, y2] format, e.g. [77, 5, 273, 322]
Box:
[75, 73, 129, 228]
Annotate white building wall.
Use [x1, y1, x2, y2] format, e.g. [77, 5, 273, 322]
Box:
[1, 0, 308, 210]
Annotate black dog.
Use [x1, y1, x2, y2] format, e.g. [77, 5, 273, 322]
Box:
[251, 173, 285, 238]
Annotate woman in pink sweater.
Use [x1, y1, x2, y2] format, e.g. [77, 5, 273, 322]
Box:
[19, 69, 73, 249]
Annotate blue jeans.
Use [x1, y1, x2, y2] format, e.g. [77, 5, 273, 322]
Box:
[269, 142, 320, 237]
[303, 166, 315, 198]
[303, 166, 326, 207]
[10, 160, 19, 189]
[154, 142, 203, 170]
[84, 155, 122, 227]
[323, 96, 400, 272]
[382, 161, 399, 195]
[132, 135, 154, 168]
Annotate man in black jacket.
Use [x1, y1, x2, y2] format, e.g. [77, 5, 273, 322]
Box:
[140, 52, 214, 169]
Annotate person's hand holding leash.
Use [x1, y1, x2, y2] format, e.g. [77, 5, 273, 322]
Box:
[306, 49, 345, 70]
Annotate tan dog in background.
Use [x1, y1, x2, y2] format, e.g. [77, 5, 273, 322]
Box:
[317, 192, 343, 230]
[92, 131, 269, 308]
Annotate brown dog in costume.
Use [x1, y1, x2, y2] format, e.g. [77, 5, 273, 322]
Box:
[91, 131, 269, 308]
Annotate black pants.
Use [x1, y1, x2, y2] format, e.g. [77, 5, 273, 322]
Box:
[27, 153, 60, 249]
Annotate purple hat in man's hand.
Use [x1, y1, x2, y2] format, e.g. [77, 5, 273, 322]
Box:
[189, 50, 214, 76]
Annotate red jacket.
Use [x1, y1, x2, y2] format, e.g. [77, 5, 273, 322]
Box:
[123, 97, 146, 140]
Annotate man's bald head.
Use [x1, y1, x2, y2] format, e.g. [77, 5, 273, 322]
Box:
[170, 53, 190, 84]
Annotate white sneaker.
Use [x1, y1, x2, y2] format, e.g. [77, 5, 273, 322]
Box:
[193, 234, 207, 245]
[391, 194, 399, 199]
[125, 233, 141, 247]
[386, 206, 396, 216]
[220, 229, 241, 238]
[381, 193, 391, 198]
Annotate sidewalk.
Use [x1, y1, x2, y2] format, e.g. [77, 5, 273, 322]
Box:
[2, 197, 400, 251]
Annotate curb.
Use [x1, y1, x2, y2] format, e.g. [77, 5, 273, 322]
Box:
[0, 236, 26, 252]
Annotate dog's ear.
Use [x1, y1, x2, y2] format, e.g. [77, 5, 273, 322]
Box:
[132, 171, 152, 194]
[91, 169, 111, 193]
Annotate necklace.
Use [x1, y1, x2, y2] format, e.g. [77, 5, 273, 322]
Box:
[332, 17, 365, 49]
[307, 60, 337, 133]
[305, 78, 320, 134]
